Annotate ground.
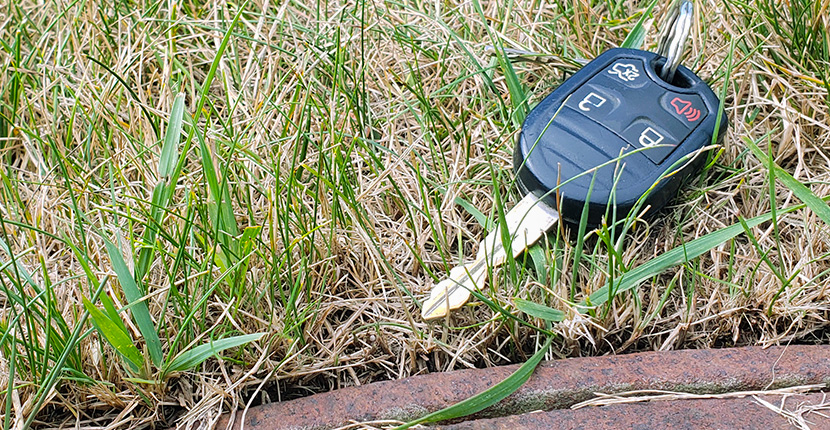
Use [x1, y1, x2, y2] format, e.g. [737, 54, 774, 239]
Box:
[0, 0, 828, 428]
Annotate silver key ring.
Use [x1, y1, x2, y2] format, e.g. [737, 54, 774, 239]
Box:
[656, 0, 694, 83]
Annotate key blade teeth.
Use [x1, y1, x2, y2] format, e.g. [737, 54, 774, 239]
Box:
[421, 195, 559, 321]
[421, 277, 472, 320]
[421, 295, 464, 320]
[421, 265, 486, 320]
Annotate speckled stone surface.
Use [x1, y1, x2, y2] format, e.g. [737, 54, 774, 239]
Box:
[216, 345, 830, 430]
[435, 393, 830, 430]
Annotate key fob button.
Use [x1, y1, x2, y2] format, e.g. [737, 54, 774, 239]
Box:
[620, 119, 680, 164]
[565, 84, 618, 116]
[564, 85, 625, 132]
[603, 59, 649, 89]
[557, 106, 641, 165]
[525, 136, 613, 191]
[660, 92, 708, 128]
[523, 113, 616, 187]
[521, 108, 644, 190]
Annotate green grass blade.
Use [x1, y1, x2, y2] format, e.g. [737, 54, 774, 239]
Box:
[470, 0, 527, 125]
[233, 226, 261, 291]
[167, 3, 247, 211]
[66, 238, 100, 291]
[745, 136, 830, 225]
[166, 252, 254, 356]
[158, 93, 185, 179]
[394, 335, 553, 429]
[454, 196, 493, 230]
[3, 322, 15, 430]
[164, 333, 264, 374]
[711, 38, 734, 145]
[21, 278, 107, 430]
[82, 297, 142, 372]
[736, 216, 790, 314]
[0, 237, 38, 290]
[85, 56, 160, 139]
[527, 244, 548, 281]
[99, 292, 130, 340]
[515, 298, 565, 322]
[571, 172, 596, 301]
[583, 204, 804, 309]
[621, 0, 660, 49]
[496, 52, 528, 125]
[193, 123, 239, 261]
[136, 93, 186, 281]
[103, 238, 163, 367]
[136, 182, 167, 281]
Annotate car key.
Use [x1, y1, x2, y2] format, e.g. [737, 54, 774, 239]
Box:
[422, 0, 725, 321]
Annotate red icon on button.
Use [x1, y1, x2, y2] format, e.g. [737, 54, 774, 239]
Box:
[670, 97, 701, 122]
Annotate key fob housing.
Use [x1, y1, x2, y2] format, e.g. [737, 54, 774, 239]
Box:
[514, 48, 725, 227]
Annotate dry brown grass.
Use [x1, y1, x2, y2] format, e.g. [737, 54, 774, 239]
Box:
[0, 0, 828, 428]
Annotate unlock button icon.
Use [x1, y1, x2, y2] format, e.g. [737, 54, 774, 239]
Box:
[565, 86, 619, 127]
[578, 92, 607, 112]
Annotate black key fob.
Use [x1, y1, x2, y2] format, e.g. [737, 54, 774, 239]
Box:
[514, 48, 725, 227]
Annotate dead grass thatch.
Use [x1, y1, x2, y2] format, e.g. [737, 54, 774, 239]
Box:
[0, 0, 828, 428]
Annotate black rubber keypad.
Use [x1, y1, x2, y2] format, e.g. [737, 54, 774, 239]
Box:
[514, 48, 724, 227]
[569, 58, 710, 164]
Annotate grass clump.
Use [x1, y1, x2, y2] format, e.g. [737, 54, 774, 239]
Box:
[0, 0, 828, 428]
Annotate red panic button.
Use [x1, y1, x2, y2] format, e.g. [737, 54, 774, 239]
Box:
[669, 97, 700, 122]
[659, 92, 708, 129]
[670, 97, 701, 122]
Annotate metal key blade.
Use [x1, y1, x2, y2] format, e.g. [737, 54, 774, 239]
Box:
[656, 0, 694, 83]
[421, 262, 487, 320]
[421, 194, 560, 320]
